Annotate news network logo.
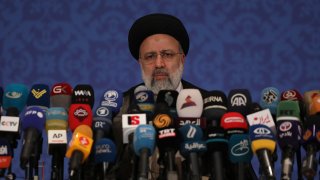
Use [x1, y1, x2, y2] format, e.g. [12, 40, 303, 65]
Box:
[127, 115, 141, 125]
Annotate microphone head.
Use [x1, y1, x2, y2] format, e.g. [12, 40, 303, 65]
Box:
[205, 126, 228, 151]
[73, 124, 93, 139]
[302, 115, 320, 145]
[68, 104, 93, 132]
[228, 134, 252, 163]
[45, 107, 68, 131]
[50, 82, 73, 110]
[249, 124, 276, 153]
[246, 108, 276, 135]
[100, 89, 123, 115]
[72, 84, 94, 109]
[3, 83, 29, 113]
[133, 124, 156, 156]
[281, 89, 303, 101]
[0, 138, 13, 168]
[259, 87, 280, 115]
[309, 94, 320, 116]
[227, 89, 252, 116]
[203, 90, 227, 125]
[176, 89, 203, 118]
[277, 120, 302, 151]
[134, 89, 154, 116]
[220, 112, 248, 135]
[92, 106, 113, 138]
[26, 84, 50, 109]
[156, 90, 179, 118]
[22, 106, 46, 132]
[276, 101, 300, 121]
[303, 90, 320, 109]
[179, 124, 207, 155]
[94, 138, 117, 164]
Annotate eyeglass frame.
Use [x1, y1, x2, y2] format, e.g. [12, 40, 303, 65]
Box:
[139, 50, 183, 65]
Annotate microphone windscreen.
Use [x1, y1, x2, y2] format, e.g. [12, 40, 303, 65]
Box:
[228, 134, 252, 163]
[73, 124, 93, 138]
[220, 112, 248, 133]
[26, 84, 50, 109]
[72, 84, 94, 109]
[45, 107, 68, 131]
[203, 90, 227, 125]
[309, 94, 320, 116]
[277, 120, 302, 151]
[50, 82, 72, 110]
[0, 138, 12, 168]
[249, 124, 276, 153]
[276, 101, 300, 121]
[205, 126, 228, 151]
[303, 90, 320, 108]
[156, 90, 178, 117]
[134, 90, 154, 115]
[68, 104, 93, 132]
[94, 138, 117, 164]
[281, 89, 303, 101]
[100, 89, 123, 115]
[22, 106, 46, 131]
[3, 83, 29, 113]
[247, 108, 276, 135]
[133, 124, 156, 156]
[176, 89, 203, 118]
[179, 124, 203, 141]
[228, 89, 252, 116]
[259, 87, 280, 115]
[134, 85, 148, 94]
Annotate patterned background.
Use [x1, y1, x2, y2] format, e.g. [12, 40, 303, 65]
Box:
[0, 0, 319, 179]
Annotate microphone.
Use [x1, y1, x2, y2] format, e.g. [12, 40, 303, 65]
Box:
[71, 84, 95, 109]
[65, 124, 93, 177]
[202, 90, 227, 127]
[249, 124, 276, 180]
[176, 89, 203, 118]
[220, 112, 248, 136]
[26, 84, 50, 110]
[20, 106, 45, 169]
[134, 87, 155, 121]
[50, 82, 73, 110]
[228, 134, 253, 180]
[247, 108, 277, 136]
[301, 115, 320, 179]
[205, 126, 228, 180]
[45, 107, 68, 180]
[179, 124, 207, 180]
[308, 94, 320, 116]
[0, 138, 12, 169]
[281, 89, 306, 119]
[152, 109, 179, 179]
[68, 104, 93, 132]
[259, 87, 280, 116]
[2, 83, 29, 113]
[133, 124, 156, 179]
[93, 106, 113, 141]
[99, 89, 123, 116]
[157, 90, 179, 119]
[93, 138, 117, 179]
[227, 89, 252, 116]
[303, 90, 320, 116]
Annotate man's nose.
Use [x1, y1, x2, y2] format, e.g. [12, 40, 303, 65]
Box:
[155, 54, 165, 67]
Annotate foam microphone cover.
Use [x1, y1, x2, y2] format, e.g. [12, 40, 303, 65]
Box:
[100, 89, 123, 115]
[157, 90, 178, 117]
[179, 124, 207, 155]
[276, 101, 300, 121]
[0, 138, 12, 168]
[277, 120, 302, 151]
[26, 84, 50, 109]
[68, 104, 93, 132]
[228, 89, 252, 116]
[203, 90, 227, 125]
[93, 106, 113, 140]
[133, 124, 156, 156]
[220, 112, 248, 134]
[50, 82, 73, 110]
[134, 89, 154, 116]
[45, 107, 68, 131]
[72, 84, 95, 109]
[94, 138, 117, 164]
[303, 90, 320, 111]
[22, 106, 46, 131]
[309, 94, 320, 116]
[176, 89, 203, 118]
[3, 83, 29, 113]
[205, 126, 228, 151]
[249, 124, 276, 153]
[259, 87, 280, 115]
[228, 134, 253, 163]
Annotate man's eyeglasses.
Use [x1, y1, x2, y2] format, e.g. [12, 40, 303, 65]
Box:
[140, 51, 183, 65]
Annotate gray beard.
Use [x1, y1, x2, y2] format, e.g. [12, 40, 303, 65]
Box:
[141, 64, 184, 95]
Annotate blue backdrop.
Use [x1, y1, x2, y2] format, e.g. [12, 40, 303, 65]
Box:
[1, 0, 319, 179]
